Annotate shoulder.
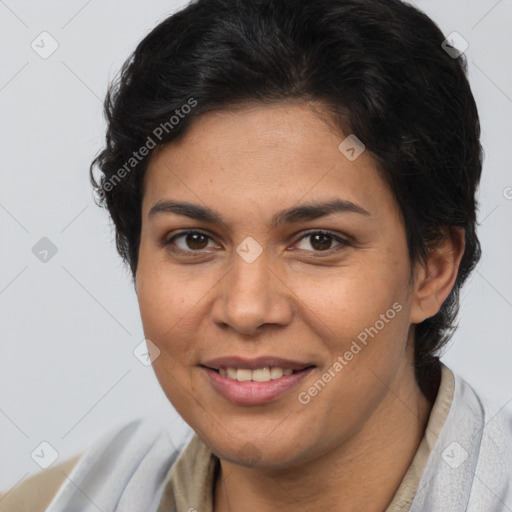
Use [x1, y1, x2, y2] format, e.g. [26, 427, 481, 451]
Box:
[410, 364, 512, 511]
[461, 373, 512, 472]
[0, 408, 192, 512]
[0, 416, 147, 512]
[443, 365, 512, 504]
[448, 365, 512, 441]
[0, 453, 82, 512]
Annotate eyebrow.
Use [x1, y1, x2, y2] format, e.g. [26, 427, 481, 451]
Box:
[148, 198, 371, 227]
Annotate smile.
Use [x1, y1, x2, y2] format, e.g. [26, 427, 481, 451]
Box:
[201, 365, 315, 405]
[219, 366, 295, 382]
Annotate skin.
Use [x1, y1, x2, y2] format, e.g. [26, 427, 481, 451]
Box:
[135, 101, 465, 511]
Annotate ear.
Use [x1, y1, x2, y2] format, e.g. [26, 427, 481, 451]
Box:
[409, 227, 465, 324]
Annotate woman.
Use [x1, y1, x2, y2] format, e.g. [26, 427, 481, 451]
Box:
[3, 0, 511, 510]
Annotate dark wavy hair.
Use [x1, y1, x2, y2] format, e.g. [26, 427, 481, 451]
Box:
[90, 0, 482, 394]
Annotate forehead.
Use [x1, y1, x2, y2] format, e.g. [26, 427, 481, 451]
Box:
[142, 102, 398, 222]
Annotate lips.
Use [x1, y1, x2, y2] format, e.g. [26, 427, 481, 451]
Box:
[200, 356, 316, 404]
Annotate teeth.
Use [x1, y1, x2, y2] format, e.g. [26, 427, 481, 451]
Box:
[252, 367, 270, 382]
[236, 369, 252, 381]
[270, 367, 283, 379]
[219, 367, 297, 382]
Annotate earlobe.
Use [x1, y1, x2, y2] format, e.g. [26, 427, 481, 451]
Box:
[409, 227, 465, 324]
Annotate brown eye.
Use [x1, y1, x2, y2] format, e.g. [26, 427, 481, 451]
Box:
[309, 233, 333, 251]
[294, 230, 351, 253]
[165, 230, 216, 252]
[184, 232, 209, 250]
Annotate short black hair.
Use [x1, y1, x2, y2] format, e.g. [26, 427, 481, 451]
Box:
[90, 0, 482, 393]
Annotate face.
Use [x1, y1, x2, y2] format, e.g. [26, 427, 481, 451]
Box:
[136, 101, 418, 469]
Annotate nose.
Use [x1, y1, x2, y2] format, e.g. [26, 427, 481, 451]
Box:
[211, 249, 294, 336]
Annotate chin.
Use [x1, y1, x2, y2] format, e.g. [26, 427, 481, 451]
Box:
[206, 430, 314, 470]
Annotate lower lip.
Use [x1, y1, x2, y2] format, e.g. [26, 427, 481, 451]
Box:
[202, 366, 315, 405]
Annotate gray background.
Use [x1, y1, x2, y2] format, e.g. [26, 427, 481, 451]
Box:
[1, 0, 511, 492]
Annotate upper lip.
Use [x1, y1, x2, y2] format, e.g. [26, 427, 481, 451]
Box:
[201, 356, 315, 371]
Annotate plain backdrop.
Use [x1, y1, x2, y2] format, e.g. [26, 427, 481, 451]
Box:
[1, 0, 511, 492]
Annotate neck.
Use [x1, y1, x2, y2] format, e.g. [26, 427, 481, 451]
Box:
[213, 357, 437, 512]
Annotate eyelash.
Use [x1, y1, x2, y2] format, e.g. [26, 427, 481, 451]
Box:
[163, 229, 352, 256]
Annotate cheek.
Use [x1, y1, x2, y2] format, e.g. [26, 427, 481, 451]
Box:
[290, 258, 409, 339]
[136, 258, 197, 347]
[136, 264, 204, 410]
